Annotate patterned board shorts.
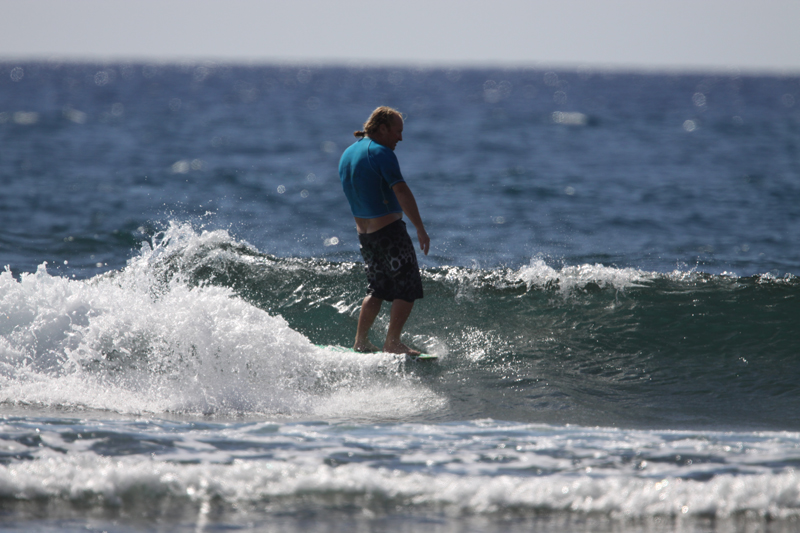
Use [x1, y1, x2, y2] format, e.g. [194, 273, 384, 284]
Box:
[358, 219, 424, 302]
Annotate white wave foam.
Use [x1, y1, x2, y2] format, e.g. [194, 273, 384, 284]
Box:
[515, 259, 654, 292]
[3, 416, 800, 523]
[0, 224, 443, 418]
[1, 451, 798, 521]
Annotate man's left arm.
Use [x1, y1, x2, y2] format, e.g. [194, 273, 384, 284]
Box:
[392, 182, 430, 255]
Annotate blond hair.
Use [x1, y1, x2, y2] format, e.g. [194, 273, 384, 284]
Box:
[354, 106, 402, 138]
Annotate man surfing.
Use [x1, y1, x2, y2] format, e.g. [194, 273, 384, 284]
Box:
[338, 106, 430, 355]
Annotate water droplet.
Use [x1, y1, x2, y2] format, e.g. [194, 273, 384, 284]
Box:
[10, 67, 24, 82]
[171, 160, 190, 174]
[692, 92, 706, 107]
[543, 71, 559, 87]
[94, 71, 110, 86]
[13, 112, 39, 125]
[63, 107, 87, 124]
[297, 69, 312, 84]
[306, 97, 320, 110]
[683, 119, 697, 132]
[483, 80, 511, 104]
[277, 185, 286, 194]
[193, 66, 210, 83]
[552, 111, 587, 126]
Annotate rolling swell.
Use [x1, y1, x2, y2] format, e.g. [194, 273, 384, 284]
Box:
[153, 223, 800, 429]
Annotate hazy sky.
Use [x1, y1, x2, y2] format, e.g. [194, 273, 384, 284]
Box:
[3, 0, 799, 73]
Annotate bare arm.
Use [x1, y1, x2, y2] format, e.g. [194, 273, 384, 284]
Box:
[392, 182, 430, 255]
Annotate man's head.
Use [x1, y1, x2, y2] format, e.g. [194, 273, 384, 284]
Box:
[354, 106, 404, 150]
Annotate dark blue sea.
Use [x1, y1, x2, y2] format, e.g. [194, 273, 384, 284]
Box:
[1, 61, 799, 532]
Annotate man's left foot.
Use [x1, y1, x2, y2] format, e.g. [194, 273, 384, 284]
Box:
[383, 341, 421, 356]
[353, 340, 380, 353]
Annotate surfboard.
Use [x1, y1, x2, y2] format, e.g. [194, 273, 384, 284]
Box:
[316, 345, 438, 362]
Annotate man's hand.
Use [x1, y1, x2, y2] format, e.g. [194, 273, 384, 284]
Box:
[392, 181, 429, 255]
[417, 228, 430, 255]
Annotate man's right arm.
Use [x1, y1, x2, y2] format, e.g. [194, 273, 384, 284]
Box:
[392, 182, 430, 255]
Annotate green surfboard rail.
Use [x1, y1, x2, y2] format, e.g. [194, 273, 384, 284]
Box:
[315, 345, 438, 361]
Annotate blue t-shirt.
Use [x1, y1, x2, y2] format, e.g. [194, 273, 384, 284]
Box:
[339, 138, 405, 218]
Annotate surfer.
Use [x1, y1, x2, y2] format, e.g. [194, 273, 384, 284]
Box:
[339, 106, 430, 355]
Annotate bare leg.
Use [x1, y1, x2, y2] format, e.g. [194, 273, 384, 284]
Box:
[383, 299, 420, 356]
[353, 295, 382, 352]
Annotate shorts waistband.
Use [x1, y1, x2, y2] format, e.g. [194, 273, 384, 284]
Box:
[358, 219, 405, 242]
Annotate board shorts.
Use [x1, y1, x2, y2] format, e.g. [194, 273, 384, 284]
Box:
[358, 219, 424, 302]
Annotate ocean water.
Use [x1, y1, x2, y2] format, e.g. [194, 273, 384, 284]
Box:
[1, 61, 799, 532]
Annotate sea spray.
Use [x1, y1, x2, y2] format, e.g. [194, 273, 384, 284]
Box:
[0, 227, 444, 418]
